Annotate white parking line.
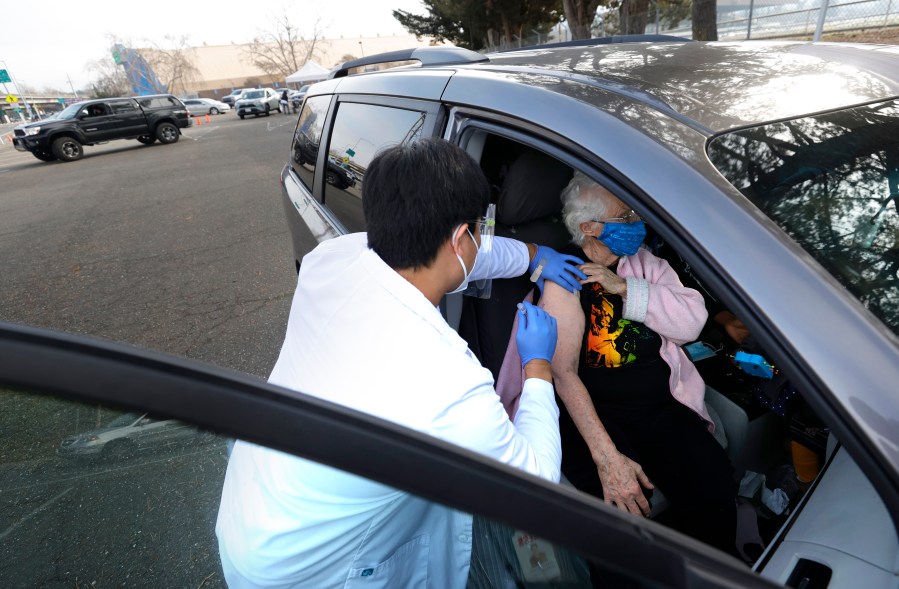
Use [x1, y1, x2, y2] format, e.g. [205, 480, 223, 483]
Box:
[267, 118, 296, 132]
[0, 486, 73, 541]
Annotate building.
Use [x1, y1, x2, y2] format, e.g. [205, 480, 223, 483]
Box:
[147, 33, 448, 99]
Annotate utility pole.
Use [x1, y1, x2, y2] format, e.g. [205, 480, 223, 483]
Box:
[67, 73, 80, 98]
[0, 60, 36, 121]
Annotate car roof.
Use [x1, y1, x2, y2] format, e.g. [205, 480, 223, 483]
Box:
[324, 41, 899, 134]
[471, 41, 899, 132]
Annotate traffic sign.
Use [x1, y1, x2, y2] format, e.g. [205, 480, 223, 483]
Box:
[5, 94, 18, 103]
[0, 69, 10, 83]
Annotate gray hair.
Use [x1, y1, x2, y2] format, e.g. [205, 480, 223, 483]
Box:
[560, 171, 612, 246]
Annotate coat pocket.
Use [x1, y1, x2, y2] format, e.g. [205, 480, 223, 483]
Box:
[345, 534, 430, 589]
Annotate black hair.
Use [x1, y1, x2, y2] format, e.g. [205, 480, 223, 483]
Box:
[364, 138, 490, 269]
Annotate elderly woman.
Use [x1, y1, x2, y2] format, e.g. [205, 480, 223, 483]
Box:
[541, 172, 737, 553]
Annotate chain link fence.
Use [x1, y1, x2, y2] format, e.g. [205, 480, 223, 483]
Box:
[482, 0, 898, 52]
[665, 0, 899, 40]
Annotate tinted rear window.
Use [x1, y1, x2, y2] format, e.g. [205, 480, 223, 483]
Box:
[137, 96, 181, 109]
[708, 99, 899, 335]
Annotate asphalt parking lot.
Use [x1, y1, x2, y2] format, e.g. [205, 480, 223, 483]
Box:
[0, 112, 299, 377]
[0, 111, 302, 588]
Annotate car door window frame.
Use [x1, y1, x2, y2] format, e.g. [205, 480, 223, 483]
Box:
[312, 94, 444, 208]
[445, 108, 899, 539]
[0, 321, 776, 589]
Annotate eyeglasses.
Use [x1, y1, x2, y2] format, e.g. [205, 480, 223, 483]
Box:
[592, 209, 641, 224]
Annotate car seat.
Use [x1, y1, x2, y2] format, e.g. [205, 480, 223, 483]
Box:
[457, 148, 574, 380]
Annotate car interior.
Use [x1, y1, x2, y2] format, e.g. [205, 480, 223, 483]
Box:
[447, 128, 882, 574]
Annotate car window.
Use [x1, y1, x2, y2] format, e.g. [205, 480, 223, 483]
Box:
[0, 385, 678, 589]
[322, 102, 427, 233]
[244, 91, 263, 99]
[109, 100, 139, 114]
[707, 98, 899, 336]
[137, 96, 180, 109]
[290, 95, 329, 191]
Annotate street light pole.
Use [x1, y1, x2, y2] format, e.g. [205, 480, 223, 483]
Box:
[358, 41, 364, 57]
[67, 74, 80, 99]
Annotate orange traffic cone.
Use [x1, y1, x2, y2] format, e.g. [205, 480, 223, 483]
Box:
[205, 114, 211, 123]
[195, 117, 202, 125]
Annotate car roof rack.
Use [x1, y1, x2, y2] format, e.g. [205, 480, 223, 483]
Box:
[498, 34, 692, 52]
[329, 46, 489, 79]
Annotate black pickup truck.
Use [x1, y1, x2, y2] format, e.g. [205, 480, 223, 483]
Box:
[13, 94, 192, 163]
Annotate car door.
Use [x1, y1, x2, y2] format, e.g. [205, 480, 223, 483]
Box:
[281, 83, 444, 270]
[0, 321, 774, 589]
[108, 98, 146, 137]
[438, 77, 899, 589]
[77, 102, 118, 142]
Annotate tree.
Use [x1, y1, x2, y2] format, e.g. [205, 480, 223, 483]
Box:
[86, 55, 130, 98]
[93, 35, 200, 96]
[618, 0, 650, 34]
[243, 11, 326, 79]
[692, 0, 718, 40]
[562, 0, 602, 39]
[394, 0, 560, 51]
[140, 35, 201, 96]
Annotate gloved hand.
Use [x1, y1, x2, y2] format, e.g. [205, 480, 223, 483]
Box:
[516, 301, 558, 366]
[527, 245, 586, 293]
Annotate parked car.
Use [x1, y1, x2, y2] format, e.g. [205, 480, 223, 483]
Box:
[57, 412, 208, 460]
[235, 88, 280, 118]
[288, 85, 311, 112]
[182, 97, 230, 116]
[11, 94, 191, 162]
[221, 87, 253, 107]
[277, 40, 899, 588]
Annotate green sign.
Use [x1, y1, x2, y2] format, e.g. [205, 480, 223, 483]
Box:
[0, 69, 10, 83]
[346, 148, 356, 157]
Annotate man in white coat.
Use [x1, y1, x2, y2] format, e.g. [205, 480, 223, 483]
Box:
[216, 138, 586, 588]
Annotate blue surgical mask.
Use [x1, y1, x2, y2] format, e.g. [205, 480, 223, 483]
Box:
[597, 220, 646, 257]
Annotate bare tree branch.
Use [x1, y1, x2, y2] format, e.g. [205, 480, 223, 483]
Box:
[242, 11, 328, 79]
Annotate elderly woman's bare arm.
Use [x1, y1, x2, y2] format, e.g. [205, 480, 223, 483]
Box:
[540, 281, 654, 517]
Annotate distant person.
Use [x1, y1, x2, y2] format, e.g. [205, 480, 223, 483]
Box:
[279, 89, 289, 114]
[216, 138, 589, 588]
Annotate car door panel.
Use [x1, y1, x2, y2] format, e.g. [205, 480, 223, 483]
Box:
[441, 110, 899, 589]
[0, 320, 774, 589]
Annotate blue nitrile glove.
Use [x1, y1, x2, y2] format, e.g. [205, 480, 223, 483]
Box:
[516, 301, 558, 366]
[527, 245, 586, 293]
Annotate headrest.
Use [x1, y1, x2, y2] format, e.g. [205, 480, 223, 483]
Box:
[496, 150, 573, 226]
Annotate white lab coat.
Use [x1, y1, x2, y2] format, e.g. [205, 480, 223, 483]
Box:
[216, 233, 561, 589]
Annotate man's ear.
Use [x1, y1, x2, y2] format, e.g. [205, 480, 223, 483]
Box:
[449, 224, 467, 254]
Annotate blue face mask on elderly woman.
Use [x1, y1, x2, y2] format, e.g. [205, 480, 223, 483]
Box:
[597, 220, 646, 257]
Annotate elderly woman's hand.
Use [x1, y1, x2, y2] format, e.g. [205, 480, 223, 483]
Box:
[578, 263, 627, 295]
[596, 449, 654, 517]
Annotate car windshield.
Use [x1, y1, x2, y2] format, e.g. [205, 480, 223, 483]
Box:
[244, 91, 263, 99]
[708, 98, 899, 335]
[54, 103, 86, 120]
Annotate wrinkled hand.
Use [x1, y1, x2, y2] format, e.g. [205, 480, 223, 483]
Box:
[515, 302, 557, 367]
[528, 245, 586, 293]
[578, 263, 627, 295]
[596, 449, 654, 517]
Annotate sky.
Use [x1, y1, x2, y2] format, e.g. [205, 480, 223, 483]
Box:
[0, 0, 426, 94]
